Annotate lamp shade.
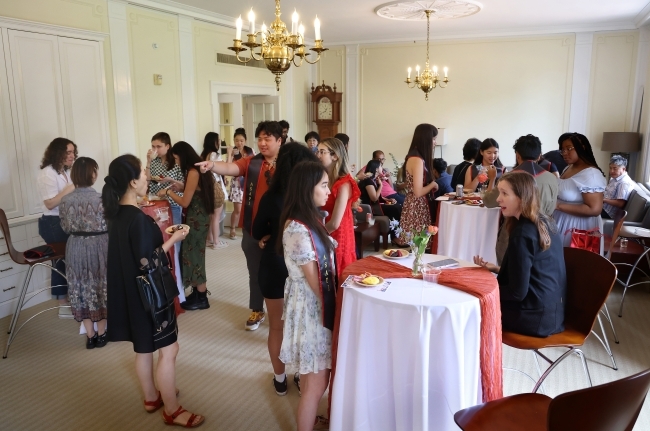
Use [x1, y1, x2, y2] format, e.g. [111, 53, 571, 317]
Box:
[601, 132, 641, 153]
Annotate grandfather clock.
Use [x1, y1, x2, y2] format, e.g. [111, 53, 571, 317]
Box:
[310, 81, 342, 139]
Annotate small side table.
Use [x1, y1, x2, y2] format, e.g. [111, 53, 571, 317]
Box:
[354, 222, 380, 259]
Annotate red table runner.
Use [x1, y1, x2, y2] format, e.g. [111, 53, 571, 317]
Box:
[141, 200, 184, 316]
[331, 256, 502, 408]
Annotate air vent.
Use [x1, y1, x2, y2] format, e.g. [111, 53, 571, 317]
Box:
[216, 53, 266, 69]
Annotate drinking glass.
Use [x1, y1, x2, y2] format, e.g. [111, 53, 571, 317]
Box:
[422, 266, 442, 284]
[155, 208, 169, 222]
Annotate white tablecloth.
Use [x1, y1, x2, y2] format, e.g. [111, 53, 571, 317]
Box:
[437, 201, 501, 265]
[330, 254, 482, 431]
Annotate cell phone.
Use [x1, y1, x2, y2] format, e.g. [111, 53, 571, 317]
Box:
[452, 200, 466, 205]
[428, 258, 459, 269]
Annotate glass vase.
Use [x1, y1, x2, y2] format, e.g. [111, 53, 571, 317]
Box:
[412, 251, 424, 276]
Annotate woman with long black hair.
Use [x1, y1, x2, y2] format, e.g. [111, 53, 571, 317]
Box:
[104, 155, 204, 427]
[464, 138, 506, 193]
[395, 124, 439, 246]
[278, 160, 336, 430]
[200, 132, 228, 249]
[158, 142, 215, 311]
[252, 143, 319, 396]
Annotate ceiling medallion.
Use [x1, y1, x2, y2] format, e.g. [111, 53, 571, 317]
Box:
[375, 0, 482, 21]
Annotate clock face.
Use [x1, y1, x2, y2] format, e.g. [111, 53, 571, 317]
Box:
[318, 97, 333, 120]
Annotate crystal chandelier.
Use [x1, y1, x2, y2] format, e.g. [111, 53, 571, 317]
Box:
[404, 10, 449, 101]
[228, 0, 328, 90]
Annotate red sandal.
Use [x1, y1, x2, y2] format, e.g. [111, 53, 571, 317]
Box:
[162, 405, 204, 428]
[144, 389, 180, 413]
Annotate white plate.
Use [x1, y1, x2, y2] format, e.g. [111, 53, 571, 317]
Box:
[353, 275, 385, 287]
[165, 224, 190, 234]
[383, 249, 410, 259]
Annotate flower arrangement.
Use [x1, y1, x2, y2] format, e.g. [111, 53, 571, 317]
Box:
[390, 219, 439, 275]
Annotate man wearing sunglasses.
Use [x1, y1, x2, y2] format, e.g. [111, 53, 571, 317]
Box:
[197, 121, 282, 331]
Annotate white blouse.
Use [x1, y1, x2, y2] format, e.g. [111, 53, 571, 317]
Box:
[37, 165, 71, 216]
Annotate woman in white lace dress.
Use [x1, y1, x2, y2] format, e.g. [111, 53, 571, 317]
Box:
[552, 133, 606, 253]
[279, 161, 336, 431]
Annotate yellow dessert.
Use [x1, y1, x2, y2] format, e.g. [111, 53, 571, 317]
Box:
[362, 276, 380, 285]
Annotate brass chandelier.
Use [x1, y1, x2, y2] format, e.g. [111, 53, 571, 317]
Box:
[228, 0, 328, 90]
[404, 10, 449, 101]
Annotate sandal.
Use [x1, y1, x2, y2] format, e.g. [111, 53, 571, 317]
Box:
[162, 405, 204, 428]
[313, 415, 329, 430]
[229, 228, 236, 240]
[144, 389, 180, 413]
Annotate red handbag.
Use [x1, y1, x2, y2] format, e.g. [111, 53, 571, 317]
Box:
[568, 228, 602, 254]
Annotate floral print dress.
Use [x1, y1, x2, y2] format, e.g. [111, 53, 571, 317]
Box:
[59, 187, 108, 322]
[280, 221, 337, 374]
[396, 159, 431, 244]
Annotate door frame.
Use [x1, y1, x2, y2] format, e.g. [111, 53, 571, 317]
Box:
[210, 81, 277, 136]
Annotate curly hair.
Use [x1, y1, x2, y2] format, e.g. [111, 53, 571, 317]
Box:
[40, 137, 77, 173]
[557, 132, 605, 176]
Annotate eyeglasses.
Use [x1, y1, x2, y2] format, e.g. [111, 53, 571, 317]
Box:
[559, 146, 575, 155]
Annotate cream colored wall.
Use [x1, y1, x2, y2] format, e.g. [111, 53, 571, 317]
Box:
[357, 35, 575, 171]
[291, 63, 312, 141]
[0, 0, 118, 156]
[588, 32, 639, 171]
[319, 33, 639, 177]
[126, 6, 183, 156]
[317, 46, 346, 134]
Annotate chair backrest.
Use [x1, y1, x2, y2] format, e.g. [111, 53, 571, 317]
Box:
[624, 190, 649, 223]
[0, 208, 22, 265]
[605, 208, 627, 259]
[563, 247, 617, 336]
[548, 368, 650, 431]
[446, 164, 457, 175]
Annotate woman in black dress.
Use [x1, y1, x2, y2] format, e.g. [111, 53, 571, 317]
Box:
[358, 159, 402, 221]
[103, 155, 204, 427]
[252, 143, 318, 395]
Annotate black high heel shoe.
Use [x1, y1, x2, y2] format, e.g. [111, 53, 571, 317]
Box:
[86, 333, 97, 350]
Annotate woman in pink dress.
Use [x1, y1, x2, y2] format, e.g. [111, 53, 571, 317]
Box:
[317, 137, 361, 278]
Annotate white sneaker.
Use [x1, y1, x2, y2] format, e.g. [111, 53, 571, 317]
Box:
[58, 306, 74, 319]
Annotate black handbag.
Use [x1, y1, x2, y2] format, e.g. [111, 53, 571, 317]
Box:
[23, 244, 55, 259]
[135, 247, 178, 333]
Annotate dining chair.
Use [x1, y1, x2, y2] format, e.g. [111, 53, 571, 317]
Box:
[614, 221, 650, 317]
[502, 247, 617, 393]
[587, 207, 627, 370]
[454, 368, 650, 431]
[0, 209, 67, 358]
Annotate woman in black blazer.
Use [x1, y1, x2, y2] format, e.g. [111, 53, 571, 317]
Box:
[473, 171, 566, 337]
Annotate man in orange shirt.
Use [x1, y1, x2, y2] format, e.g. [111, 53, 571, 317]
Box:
[197, 121, 282, 330]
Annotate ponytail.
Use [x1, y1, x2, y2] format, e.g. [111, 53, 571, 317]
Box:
[102, 155, 142, 220]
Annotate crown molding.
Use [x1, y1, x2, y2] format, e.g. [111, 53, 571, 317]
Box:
[332, 21, 638, 45]
[0, 16, 108, 40]
[635, 2, 650, 27]
[125, 0, 234, 27]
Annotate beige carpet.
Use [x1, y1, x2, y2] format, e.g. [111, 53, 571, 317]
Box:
[1, 233, 649, 431]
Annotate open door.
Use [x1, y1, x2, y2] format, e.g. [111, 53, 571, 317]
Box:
[244, 95, 280, 150]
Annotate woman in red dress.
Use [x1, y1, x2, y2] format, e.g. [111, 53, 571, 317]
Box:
[317, 137, 361, 278]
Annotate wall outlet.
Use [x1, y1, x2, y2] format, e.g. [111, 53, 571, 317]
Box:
[153, 74, 163, 85]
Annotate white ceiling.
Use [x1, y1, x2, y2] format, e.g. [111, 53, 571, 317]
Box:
[156, 0, 650, 44]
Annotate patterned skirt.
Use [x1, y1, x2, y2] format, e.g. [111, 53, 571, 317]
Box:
[229, 176, 244, 204]
[66, 233, 108, 322]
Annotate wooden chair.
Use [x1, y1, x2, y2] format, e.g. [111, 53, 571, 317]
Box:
[502, 248, 617, 393]
[454, 368, 650, 431]
[0, 209, 67, 358]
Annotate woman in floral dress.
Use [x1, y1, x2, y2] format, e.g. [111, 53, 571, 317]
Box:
[279, 161, 335, 431]
[316, 137, 361, 278]
[59, 157, 108, 349]
[396, 124, 440, 245]
[227, 128, 255, 239]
